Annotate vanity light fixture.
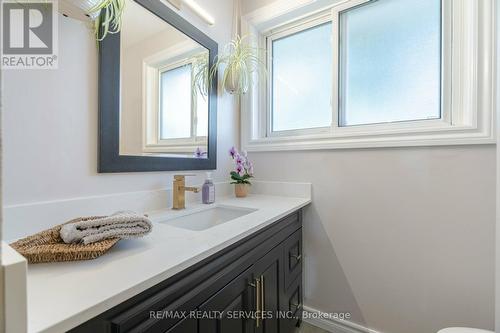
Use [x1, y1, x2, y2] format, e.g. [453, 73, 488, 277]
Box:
[166, 0, 215, 26]
[61, 0, 215, 26]
[58, 0, 96, 21]
[166, 0, 182, 10]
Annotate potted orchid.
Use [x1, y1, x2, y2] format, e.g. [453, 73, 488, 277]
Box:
[194, 147, 207, 158]
[229, 147, 254, 198]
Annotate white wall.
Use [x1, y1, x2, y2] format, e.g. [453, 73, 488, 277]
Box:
[2, 0, 237, 207]
[250, 147, 495, 333]
[243, 1, 497, 332]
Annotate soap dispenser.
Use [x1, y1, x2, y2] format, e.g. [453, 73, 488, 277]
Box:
[202, 172, 215, 204]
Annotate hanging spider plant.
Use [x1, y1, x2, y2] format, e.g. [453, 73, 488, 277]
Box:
[191, 52, 210, 99]
[210, 35, 266, 95]
[88, 0, 126, 42]
[190, 52, 210, 114]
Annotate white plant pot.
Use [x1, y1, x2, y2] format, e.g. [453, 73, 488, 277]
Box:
[224, 69, 244, 94]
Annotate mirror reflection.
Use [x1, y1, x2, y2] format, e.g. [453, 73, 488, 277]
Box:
[119, 0, 209, 159]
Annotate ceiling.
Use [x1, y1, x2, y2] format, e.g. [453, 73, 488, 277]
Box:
[121, 0, 187, 49]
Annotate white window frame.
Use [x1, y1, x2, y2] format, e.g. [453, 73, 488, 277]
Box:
[266, 12, 334, 138]
[142, 43, 208, 154]
[241, 0, 496, 151]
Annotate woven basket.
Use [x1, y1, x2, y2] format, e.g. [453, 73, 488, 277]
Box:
[10, 216, 120, 264]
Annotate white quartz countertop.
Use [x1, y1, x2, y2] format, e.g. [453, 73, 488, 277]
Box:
[26, 194, 311, 333]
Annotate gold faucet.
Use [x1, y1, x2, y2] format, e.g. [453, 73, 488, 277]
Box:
[172, 175, 200, 210]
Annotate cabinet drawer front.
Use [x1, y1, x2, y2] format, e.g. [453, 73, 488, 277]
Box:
[283, 229, 302, 290]
[281, 275, 303, 333]
[286, 276, 302, 319]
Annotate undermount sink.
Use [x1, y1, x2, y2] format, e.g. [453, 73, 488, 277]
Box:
[161, 206, 257, 231]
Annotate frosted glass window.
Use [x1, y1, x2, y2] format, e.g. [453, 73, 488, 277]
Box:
[196, 93, 208, 137]
[339, 0, 442, 126]
[160, 64, 192, 139]
[271, 22, 333, 132]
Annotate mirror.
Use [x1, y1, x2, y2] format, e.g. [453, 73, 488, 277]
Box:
[98, 0, 217, 173]
[120, 0, 209, 159]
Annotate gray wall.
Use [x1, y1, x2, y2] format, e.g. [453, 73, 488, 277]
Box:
[250, 147, 495, 333]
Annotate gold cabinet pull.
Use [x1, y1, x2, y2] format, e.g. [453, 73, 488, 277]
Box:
[260, 275, 265, 316]
[250, 277, 262, 328]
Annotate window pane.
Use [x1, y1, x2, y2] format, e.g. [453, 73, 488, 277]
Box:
[271, 22, 333, 132]
[160, 64, 192, 139]
[196, 92, 208, 137]
[339, 0, 441, 126]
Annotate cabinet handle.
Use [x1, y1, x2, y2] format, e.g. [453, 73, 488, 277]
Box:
[291, 253, 302, 261]
[249, 277, 262, 328]
[260, 275, 265, 316]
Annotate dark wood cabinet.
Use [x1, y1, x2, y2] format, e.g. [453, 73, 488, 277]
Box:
[283, 229, 302, 290]
[198, 266, 254, 333]
[71, 210, 303, 333]
[165, 317, 197, 333]
[252, 245, 282, 333]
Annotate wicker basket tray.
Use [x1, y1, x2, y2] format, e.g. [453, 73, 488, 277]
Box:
[10, 216, 120, 264]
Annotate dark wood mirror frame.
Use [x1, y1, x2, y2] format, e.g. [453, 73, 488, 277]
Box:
[98, 0, 218, 173]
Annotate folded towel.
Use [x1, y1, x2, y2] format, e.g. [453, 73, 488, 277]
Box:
[60, 211, 152, 245]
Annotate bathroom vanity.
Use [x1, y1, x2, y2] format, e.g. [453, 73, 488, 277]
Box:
[16, 187, 311, 333]
[70, 209, 303, 333]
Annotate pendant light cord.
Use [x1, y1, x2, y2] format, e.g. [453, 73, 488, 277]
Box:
[232, 0, 241, 38]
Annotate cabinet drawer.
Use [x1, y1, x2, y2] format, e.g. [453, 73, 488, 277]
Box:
[283, 229, 302, 290]
[280, 275, 303, 333]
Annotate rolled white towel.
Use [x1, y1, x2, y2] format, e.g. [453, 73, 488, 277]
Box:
[60, 211, 152, 245]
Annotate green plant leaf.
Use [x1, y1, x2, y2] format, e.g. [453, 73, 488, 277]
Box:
[230, 171, 243, 180]
[89, 0, 126, 42]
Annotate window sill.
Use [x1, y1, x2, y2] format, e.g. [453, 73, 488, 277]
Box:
[243, 128, 496, 152]
[143, 142, 206, 154]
